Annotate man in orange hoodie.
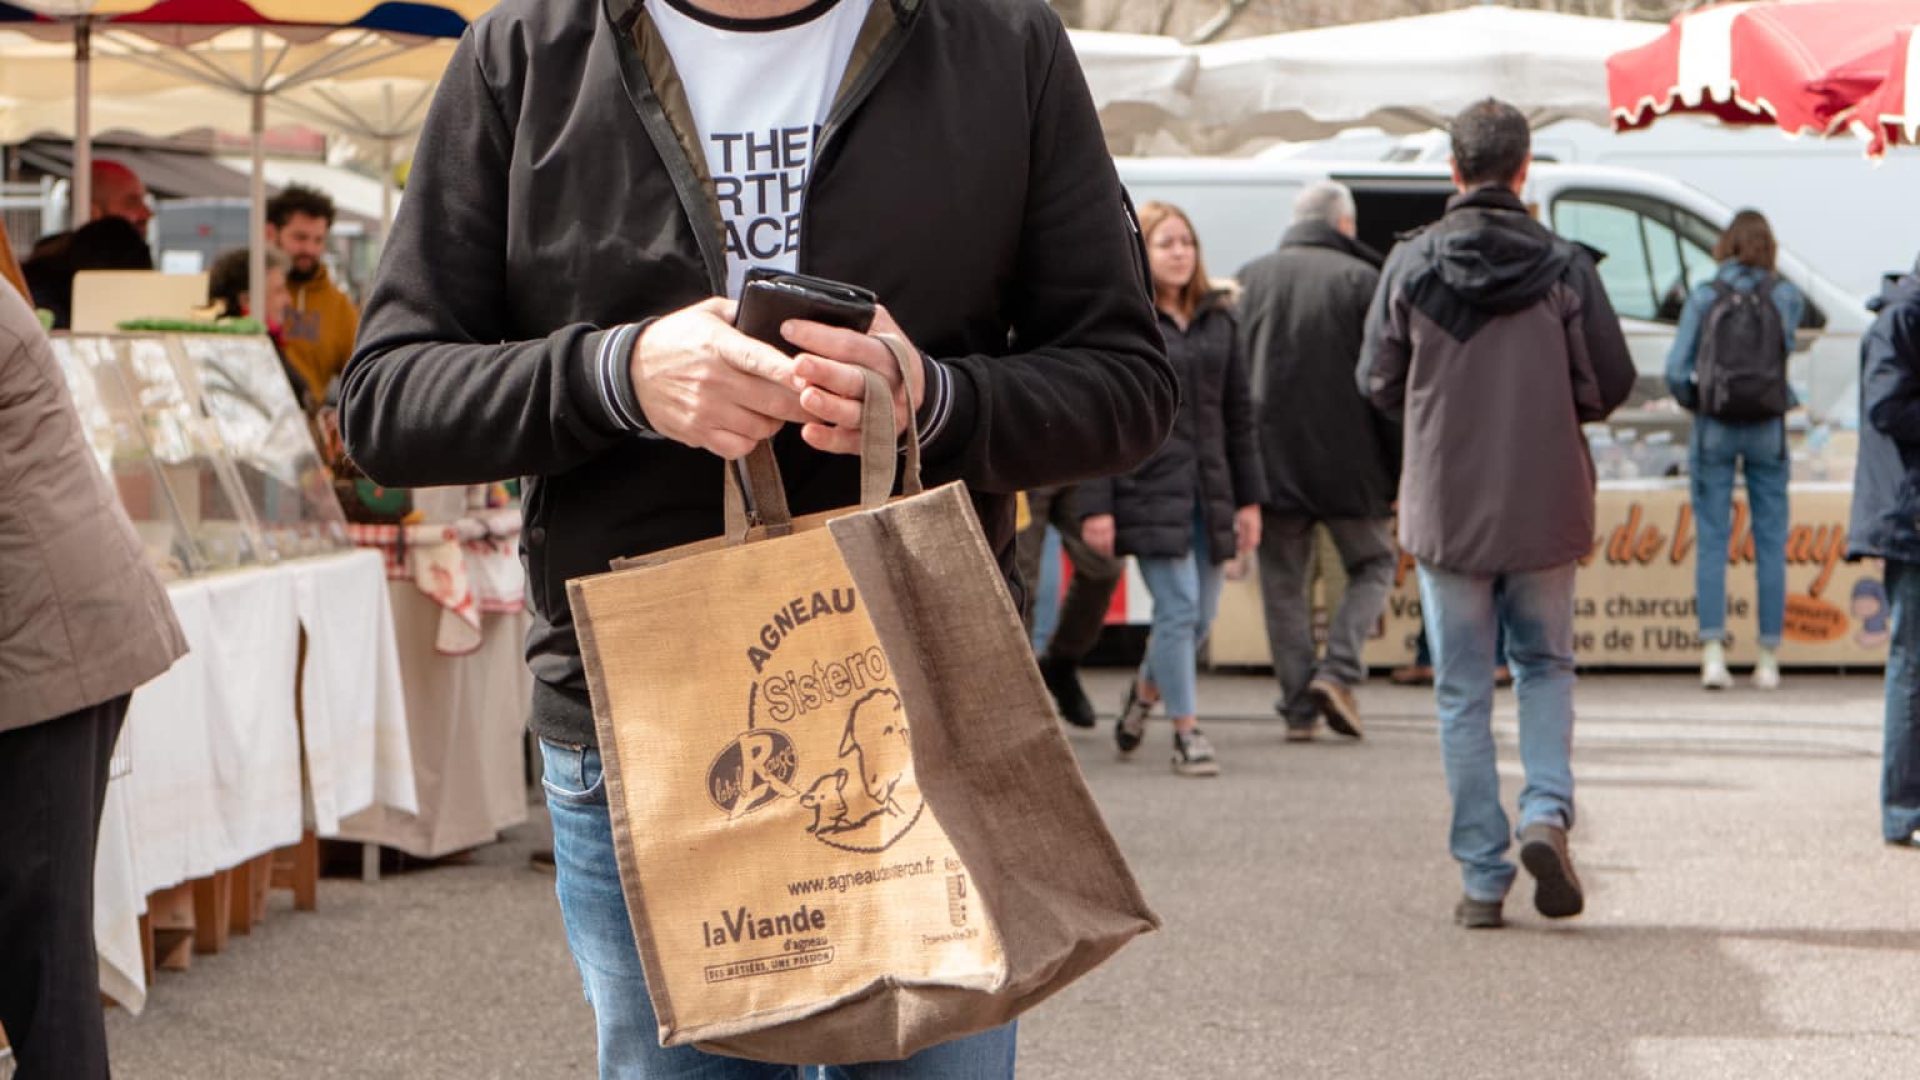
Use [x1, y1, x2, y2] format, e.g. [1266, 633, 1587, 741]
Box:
[267, 184, 358, 402]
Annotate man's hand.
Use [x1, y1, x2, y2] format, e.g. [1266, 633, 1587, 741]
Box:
[629, 298, 811, 459]
[1234, 505, 1262, 555]
[785, 305, 917, 456]
[1082, 514, 1117, 560]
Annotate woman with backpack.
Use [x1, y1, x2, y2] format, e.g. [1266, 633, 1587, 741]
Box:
[1667, 210, 1804, 691]
[1079, 201, 1267, 776]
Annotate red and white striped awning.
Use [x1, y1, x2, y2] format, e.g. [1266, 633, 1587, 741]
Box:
[1853, 24, 1920, 153]
[1609, 0, 1920, 139]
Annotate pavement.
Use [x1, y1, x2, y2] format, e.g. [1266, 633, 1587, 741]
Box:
[104, 670, 1920, 1079]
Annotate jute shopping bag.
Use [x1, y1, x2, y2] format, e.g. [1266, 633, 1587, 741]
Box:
[569, 352, 1158, 1064]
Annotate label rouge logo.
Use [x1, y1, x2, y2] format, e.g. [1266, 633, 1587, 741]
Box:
[707, 728, 799, 820]
[707, 590, 925, 853]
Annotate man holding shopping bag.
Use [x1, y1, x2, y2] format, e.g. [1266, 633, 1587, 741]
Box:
[342, 0, 1175, 1075]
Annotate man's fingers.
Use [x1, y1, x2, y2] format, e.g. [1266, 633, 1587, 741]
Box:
[779, 317, 883, 372]
[715, 366, 812, 425]
[800, 421, 863, 456]
[713, 329, 798, 384]
[798, 385, 865, 429]
[706, 429, 759, 461]
[794, 353, 869, 400]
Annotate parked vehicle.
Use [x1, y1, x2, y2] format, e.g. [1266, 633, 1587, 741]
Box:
[1116, 156, 1868, 425]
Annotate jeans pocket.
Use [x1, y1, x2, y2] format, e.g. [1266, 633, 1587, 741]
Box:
[539, 738, 606, 806]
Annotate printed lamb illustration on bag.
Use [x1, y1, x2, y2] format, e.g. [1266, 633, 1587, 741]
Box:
[801, 688, 924, 852]
[799, 769, 853, 835]
[842, 688, 911, 816]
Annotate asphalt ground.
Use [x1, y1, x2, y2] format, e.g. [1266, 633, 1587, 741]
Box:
[105, 670, 1920, 1079]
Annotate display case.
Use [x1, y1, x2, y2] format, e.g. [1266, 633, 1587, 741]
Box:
[51, 336, 203, 580]
[175, 335, 351, 560]
[51, 332, 351, 577]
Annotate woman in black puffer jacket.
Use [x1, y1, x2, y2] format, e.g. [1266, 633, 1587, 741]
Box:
[1081, 201, 1267, 777]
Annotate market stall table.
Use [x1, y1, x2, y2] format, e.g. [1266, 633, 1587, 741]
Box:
[93, 549, 415, 1013]
[337, 513, 531, 864]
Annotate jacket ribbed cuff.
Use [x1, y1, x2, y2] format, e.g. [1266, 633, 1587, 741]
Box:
[595, 319, 662, 438]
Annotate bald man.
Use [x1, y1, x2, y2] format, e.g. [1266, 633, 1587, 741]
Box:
[21, 159, 154, 328]
[87, 160, 152, 232]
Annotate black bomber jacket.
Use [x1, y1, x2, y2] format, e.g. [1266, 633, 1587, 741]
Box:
[341, 0, 1175, 745]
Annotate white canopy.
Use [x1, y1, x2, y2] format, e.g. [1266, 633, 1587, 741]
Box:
[1069, 7, 1667, 155]
[1066, 29, 1197, 149]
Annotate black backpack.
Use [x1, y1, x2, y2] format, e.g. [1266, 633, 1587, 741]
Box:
[1694, 275, 1790, 420]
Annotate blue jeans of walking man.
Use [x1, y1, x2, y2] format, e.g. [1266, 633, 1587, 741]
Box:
[1418, 563, 1579, 902]
[541, 740, 1019, 1079]
[1880, 562, 1920, 844]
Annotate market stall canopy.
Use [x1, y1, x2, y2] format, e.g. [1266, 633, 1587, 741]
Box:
[1851, 24, 1920, 153]
[1066, 28, 1198, 150]
[0, 0, 478, 311]
[1608, 0, 1920, 142]
[1180, 7, 1665, 153]
[0, 28, 452, 144]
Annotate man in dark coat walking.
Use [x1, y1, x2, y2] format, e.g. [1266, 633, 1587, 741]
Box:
[1848, 256, 1920, 850]
[1238, 181, 1397, 741]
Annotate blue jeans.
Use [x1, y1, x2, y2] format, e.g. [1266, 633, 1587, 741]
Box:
[1135, 513, 1225, 718]
[1417, 563, 1579, 902]
[540, 740, 1019, 1079]
[1881, 562, 1920, 843]
[1690, 417, 1789, 649]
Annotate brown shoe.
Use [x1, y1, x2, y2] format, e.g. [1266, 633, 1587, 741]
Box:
[1307, 677, 1363, 739]
[1518, 823, 1584, 919]
[1495, 666, 1514, 687]
[1283, 723, 1316, 743]
[1389, 664, 1433, 686]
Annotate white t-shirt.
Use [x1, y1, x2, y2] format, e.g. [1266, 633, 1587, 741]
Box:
[648, 0, 875, 298]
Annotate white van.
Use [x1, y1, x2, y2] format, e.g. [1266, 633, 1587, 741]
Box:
[1115, 157, 1870, 426]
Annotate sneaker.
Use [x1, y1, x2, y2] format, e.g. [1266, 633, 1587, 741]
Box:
[1284, 722, 1317, 743]
[1453, 895, 1505, 929]
[1886, 830, 1920, 848]
[1753, 650, 1781, 692]
[1307, 677, 1364, 739]
[1517, 822, 1585, 919]
[1701, 642, 1734, 691]
[1171, 728, 1220, 777]
[1039, 656, 1097, 728]
[1115, 682, 1151, 757]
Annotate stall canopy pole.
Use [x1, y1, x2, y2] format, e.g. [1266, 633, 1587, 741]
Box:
[249, 28, 267, 325]
[72, 18, 92, 231]
[379, 83, 396, 246]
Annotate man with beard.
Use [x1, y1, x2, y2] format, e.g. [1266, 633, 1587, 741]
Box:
[267, 184, 359, 402]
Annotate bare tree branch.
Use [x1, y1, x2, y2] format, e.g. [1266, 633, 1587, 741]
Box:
[1186, 0, 1254, 44]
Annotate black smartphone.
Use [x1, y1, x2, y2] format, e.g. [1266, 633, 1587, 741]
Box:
[735, 268, 877, 355]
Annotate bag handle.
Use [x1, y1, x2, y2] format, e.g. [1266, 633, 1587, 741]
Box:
[722, 332, 924, 543]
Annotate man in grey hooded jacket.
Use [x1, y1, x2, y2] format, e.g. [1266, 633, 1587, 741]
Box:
[1358, 99, 1634, 930]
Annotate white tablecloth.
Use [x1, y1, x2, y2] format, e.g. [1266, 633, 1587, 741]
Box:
[295, 550, 418, 834]
[94, 552, 418, 1013]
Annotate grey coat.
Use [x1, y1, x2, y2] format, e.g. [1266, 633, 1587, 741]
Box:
[1358, 188, 1635, 575]
[0, 284, 186, 733]
[1237, 221, 1396, 520]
